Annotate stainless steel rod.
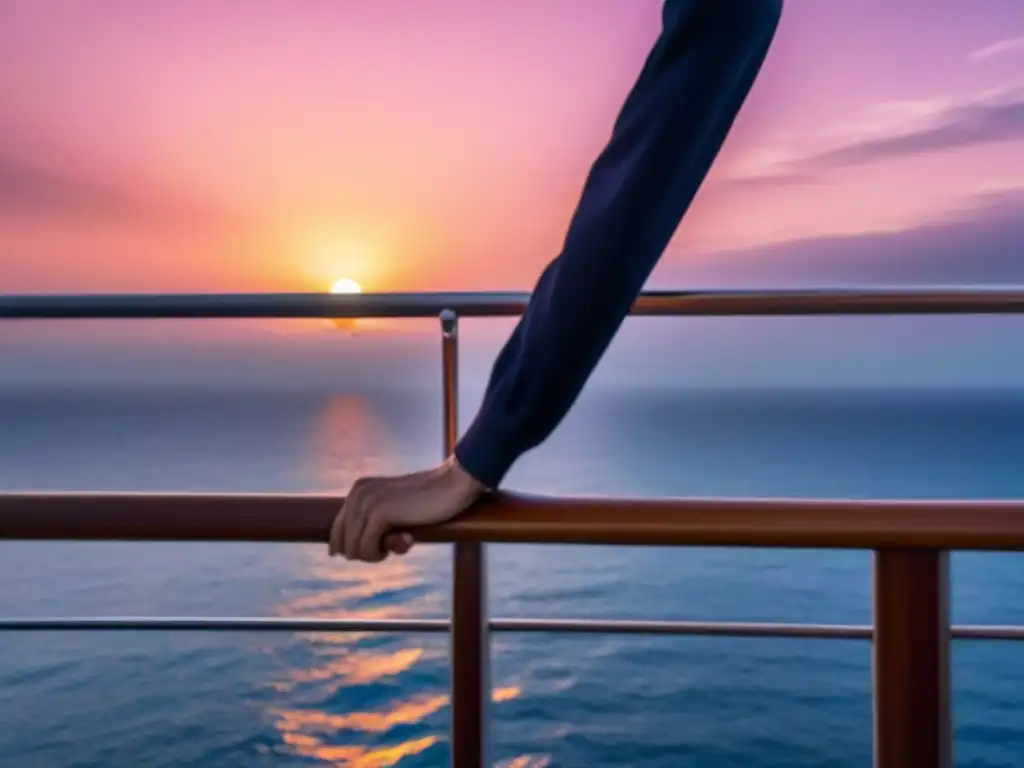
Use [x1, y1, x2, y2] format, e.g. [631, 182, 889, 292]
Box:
[0, 616, 1021, 640]
[4, 288, 1024, 319]
[0, 617, 449, 632]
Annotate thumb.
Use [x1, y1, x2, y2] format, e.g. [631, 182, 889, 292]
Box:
[384, 532, 414, 555]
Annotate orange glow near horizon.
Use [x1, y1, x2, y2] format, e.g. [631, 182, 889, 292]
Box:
[299, 233, 393, 294]
[2, 2, 1021, 296]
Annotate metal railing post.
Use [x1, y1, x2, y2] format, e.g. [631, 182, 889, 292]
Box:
[872, 550, 952, 768]
[441, 309, 489, 768]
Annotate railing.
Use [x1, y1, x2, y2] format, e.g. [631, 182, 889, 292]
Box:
[4, 288, 1024, 768]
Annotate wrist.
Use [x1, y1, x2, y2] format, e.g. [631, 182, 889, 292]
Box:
[446, 454, 489, 494]
[452, 412, 521, 490]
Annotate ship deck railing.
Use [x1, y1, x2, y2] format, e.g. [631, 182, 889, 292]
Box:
[5, 287, 1024, 768]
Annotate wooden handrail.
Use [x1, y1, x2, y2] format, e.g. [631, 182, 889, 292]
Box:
[4, 491, 1024, 550]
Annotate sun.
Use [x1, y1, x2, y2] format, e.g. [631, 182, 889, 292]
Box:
[327, 277, 364, 333]
[330, 277, 362, 294]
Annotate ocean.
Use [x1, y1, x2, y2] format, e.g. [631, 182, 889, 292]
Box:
[2, 385, 1024, 767]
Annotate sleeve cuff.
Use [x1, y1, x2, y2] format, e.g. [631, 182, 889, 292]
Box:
[453, 410, 524, 491]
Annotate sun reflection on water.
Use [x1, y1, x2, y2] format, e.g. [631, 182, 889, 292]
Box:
[280, 731, 440, 767]
[308, 395, 399, 490]
[498, 757, 553, 768]
[263, 393, 546, 766]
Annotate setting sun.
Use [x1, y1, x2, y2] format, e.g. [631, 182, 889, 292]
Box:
[330, 278, 363, 294]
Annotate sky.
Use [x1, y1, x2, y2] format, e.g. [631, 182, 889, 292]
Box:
[1, 0, 1023, 388]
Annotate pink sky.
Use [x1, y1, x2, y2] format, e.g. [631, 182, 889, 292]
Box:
[2, 0, 1022, 296]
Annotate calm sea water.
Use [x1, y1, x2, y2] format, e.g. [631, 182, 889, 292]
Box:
[2, 386, 1024, 767]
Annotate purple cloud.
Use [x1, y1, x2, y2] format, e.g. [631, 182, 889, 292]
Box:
[727, 84, 1024, 186]
[0, 151, 233, 229]
[970, 37, 1024, 61]
[662, 187, 1024, 288]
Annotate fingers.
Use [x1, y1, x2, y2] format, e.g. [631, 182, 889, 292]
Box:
[329, 478, 370, 558]
[343, 483, 373, 561]
[328, 491, 351, 556]
[357, 501, 415, 562]
[329, 478, 414, 563]
[361, 513, 414, 562]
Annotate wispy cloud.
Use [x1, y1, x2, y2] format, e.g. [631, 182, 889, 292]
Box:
[0, 154, 144, 218]
[0, 151, 232, 229]
[970, 36, 1024, 61]
[668, 183, 1024, 288]
[726, 83, 1024, 187]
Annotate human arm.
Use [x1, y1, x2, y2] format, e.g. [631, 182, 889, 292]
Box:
[454, 0, 783, 488]
[330, 0, 783, 561]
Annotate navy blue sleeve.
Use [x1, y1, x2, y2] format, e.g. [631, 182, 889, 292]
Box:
[455, 0, 782, 489]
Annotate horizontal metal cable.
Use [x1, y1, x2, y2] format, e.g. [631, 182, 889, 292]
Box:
[494, 618, 871, 638]
[0, 615, 1021, 640]
[0, 617, 449, 632]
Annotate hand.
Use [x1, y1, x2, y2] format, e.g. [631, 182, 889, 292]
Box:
[329, 455, 487, 563]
